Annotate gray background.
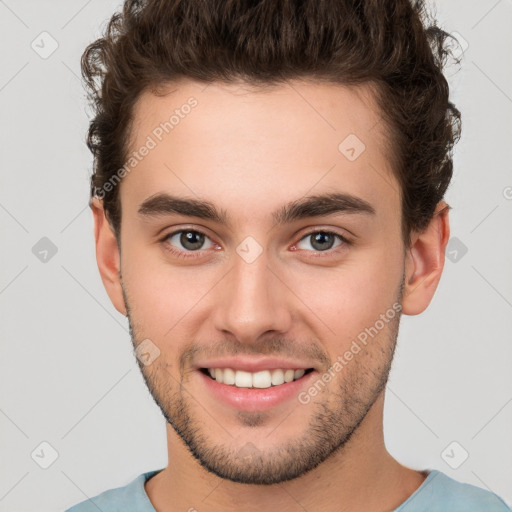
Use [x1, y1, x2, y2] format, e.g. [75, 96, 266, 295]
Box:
[0, 1, 511, 510]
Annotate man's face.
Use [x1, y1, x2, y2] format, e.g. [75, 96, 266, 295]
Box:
[116, 80, 406, 484]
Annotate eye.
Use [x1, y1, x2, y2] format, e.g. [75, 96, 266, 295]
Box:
[295, 231, 348, 252]
[164, 229, 215, 252]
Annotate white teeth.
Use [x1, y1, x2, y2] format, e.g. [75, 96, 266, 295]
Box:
[294, 369, 305, 380]
[271, 369, 285, 385]
[223, 367, 236, 385]
[235, 370, 252, 388]
[284, 369, 295, 383]
[252, 370, 272, 388]
[206, 367, 309, 388]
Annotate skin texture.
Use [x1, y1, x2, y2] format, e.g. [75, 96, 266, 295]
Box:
[92, 79, 450, 512]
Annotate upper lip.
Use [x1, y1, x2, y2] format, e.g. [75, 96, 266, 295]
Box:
[196, 356, 315, 373]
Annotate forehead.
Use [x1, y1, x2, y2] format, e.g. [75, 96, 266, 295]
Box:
[122, 79, 399, 225]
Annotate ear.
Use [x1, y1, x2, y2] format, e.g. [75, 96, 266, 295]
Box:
[402, 201, 450, 315]
[90, 197, 127, 316]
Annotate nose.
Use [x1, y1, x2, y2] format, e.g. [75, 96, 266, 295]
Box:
[212, 251, 293, 345]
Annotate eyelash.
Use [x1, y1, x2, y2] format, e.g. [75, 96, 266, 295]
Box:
[159, 228, 351, 260]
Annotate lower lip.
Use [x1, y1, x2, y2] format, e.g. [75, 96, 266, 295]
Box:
[198, 370, 316, 412]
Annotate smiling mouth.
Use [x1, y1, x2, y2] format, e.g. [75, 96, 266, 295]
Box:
[200, 367, 315, 389]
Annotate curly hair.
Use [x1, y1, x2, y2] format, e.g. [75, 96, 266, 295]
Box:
[81, 0, 461, 248]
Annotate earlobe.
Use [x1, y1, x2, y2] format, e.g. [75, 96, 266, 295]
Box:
[401, 201, 450, 316]
[90, 197, 127, 316]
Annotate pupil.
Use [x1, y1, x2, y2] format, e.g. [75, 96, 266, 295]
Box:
[181, 231, 204, 250]
[311, 232, 333, 251]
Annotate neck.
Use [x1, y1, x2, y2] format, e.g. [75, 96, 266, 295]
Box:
[145, 392, 426, 512]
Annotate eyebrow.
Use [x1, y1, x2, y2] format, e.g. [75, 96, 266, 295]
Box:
[138, 191, 376, 227]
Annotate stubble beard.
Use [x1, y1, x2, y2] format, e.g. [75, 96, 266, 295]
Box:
[123, 276, 404, 485]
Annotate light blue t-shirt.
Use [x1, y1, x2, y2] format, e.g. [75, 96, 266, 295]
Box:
[65, 468, 511, 511]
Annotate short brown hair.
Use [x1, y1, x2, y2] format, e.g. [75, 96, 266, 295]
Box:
[81, 0, 461, 248]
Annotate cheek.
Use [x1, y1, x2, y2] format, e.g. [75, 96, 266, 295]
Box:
[287, 248, 403, 342]
[121, 247, 212, 339]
